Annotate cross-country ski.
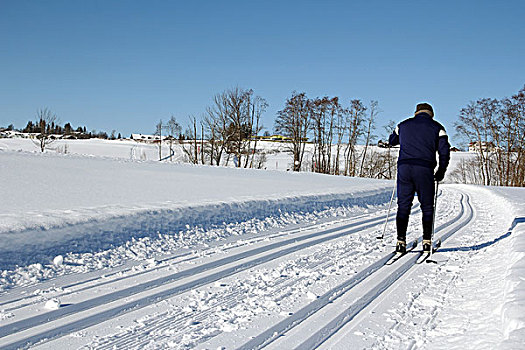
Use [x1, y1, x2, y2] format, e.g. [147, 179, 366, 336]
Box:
[416, 239, 442, 264]
[386, 240, 418, 265]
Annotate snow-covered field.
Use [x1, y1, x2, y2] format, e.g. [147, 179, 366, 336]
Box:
[0, 139, 523, 349]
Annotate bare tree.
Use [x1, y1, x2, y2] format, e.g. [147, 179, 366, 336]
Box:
[359, 100, 379, 177]
[244, 91, 267, 168]
[510, 86, 525, 186]
[455, 86, 525, 187]
[200, 120, 206, 164]
[203, 87, 266, 168]
[164, 116, 182, 161]
[182, 115, 205, 164]
[204, 92, 235, 166]
[275, 92, 311, 171]
[343, 100, 366, 176]
[203, 110, 222, 166]
[333, 99, 346, 175]
[494, 89, 525, 186]
[34, 108, 58, 152]
[155, 119, 163, 161]
[310, 97, 333, 173]
[224, 87, 264, 167]
[325, 97, 339, 174]
[456, 98, 498, 185]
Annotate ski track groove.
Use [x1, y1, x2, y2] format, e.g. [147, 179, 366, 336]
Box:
[96, 245, 362, 349]
[0, 207, 387, 312]
[366, 190, 502, 350]
[1, 191, 461, 350]
[86, 192, 457, 350]
[234, 190, 468, 350]
[308, 192, 471, 350]
[0, 200, 423, 349]
[0, 215, 366, 313]
[298, 192, 471, 349]
[0, 215, 352, 310]
[94, 242, 365, 349]
[0, 219, 334, 311]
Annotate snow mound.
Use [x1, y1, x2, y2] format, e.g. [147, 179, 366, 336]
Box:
[44, 298, 61, 310]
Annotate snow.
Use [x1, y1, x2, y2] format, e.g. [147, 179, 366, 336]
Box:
[0, 151, 392, 275]
[44, 298, 61, 310]
[52, 256, 64, 267]
[489, 186, 525, 347]
[0, 138, 523, 349]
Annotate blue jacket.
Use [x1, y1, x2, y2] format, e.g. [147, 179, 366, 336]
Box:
[389, 112, 450, 171]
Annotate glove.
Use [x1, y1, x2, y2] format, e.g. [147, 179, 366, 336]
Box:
[434, 168, 446, 182]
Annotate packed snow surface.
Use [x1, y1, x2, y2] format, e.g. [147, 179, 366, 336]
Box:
[0, 139, 523, 349]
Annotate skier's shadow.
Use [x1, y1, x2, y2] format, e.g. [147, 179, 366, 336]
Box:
[438, 231, 511, 252]
[439, 216, 525, 253]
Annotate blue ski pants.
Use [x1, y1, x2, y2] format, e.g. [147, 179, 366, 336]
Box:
[396, 164, 435, 223]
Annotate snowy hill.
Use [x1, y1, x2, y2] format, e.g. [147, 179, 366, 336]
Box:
[0, 139, 523, 349]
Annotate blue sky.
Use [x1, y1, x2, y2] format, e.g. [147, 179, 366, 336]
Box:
[1, 0, 524, 144]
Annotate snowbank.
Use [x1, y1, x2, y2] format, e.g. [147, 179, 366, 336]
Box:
[490, 187, 525, 347]
[0, 149, 392, 269]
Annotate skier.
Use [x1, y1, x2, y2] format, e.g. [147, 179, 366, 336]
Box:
[389, 103, 450, 253]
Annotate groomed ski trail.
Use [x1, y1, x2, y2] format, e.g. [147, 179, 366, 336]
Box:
[0, 189, 466, 350]
[225, 192, 472, 350]
[0, 198, 424, 349]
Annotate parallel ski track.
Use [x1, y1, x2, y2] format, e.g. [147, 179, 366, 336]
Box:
[0, 198, 424, 349]
[0, 218, 351, 312]
[238, 190, 472, 350]
[0, 199, 415, 311]
[65, 192, 454, 350]
[0, 214, 359, 309]
[95, 242, 373, 349]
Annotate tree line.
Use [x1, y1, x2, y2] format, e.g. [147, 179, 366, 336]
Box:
[274, 92, 394, 178]
[5, 85, 524, 187]
[3, 108, 123, 151]
[163, 87, 393, 178]
[451, 85, 525, 187]
[170, 85, 525, 186]
[176, 87, 268, 168]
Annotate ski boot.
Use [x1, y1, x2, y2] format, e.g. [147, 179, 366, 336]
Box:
[396, 240, 407, 254]
[422, 239, 432, 253]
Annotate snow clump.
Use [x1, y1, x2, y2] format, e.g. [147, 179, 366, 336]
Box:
[53, 255, 64, 267]
[44, 298, 61, 310]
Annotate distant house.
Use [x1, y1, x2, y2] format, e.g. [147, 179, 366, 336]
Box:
[63, 132, 86, 140]
[131, 133, 166, 142]
[468, 141, 496, 153]
[0, 130, 27, 138]
[254, 134, 295, 142]
[377, 140, 390, 148]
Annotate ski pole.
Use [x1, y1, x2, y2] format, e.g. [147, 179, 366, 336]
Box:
[377, 179, 396, 239]
[428, 181, 439, 261]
